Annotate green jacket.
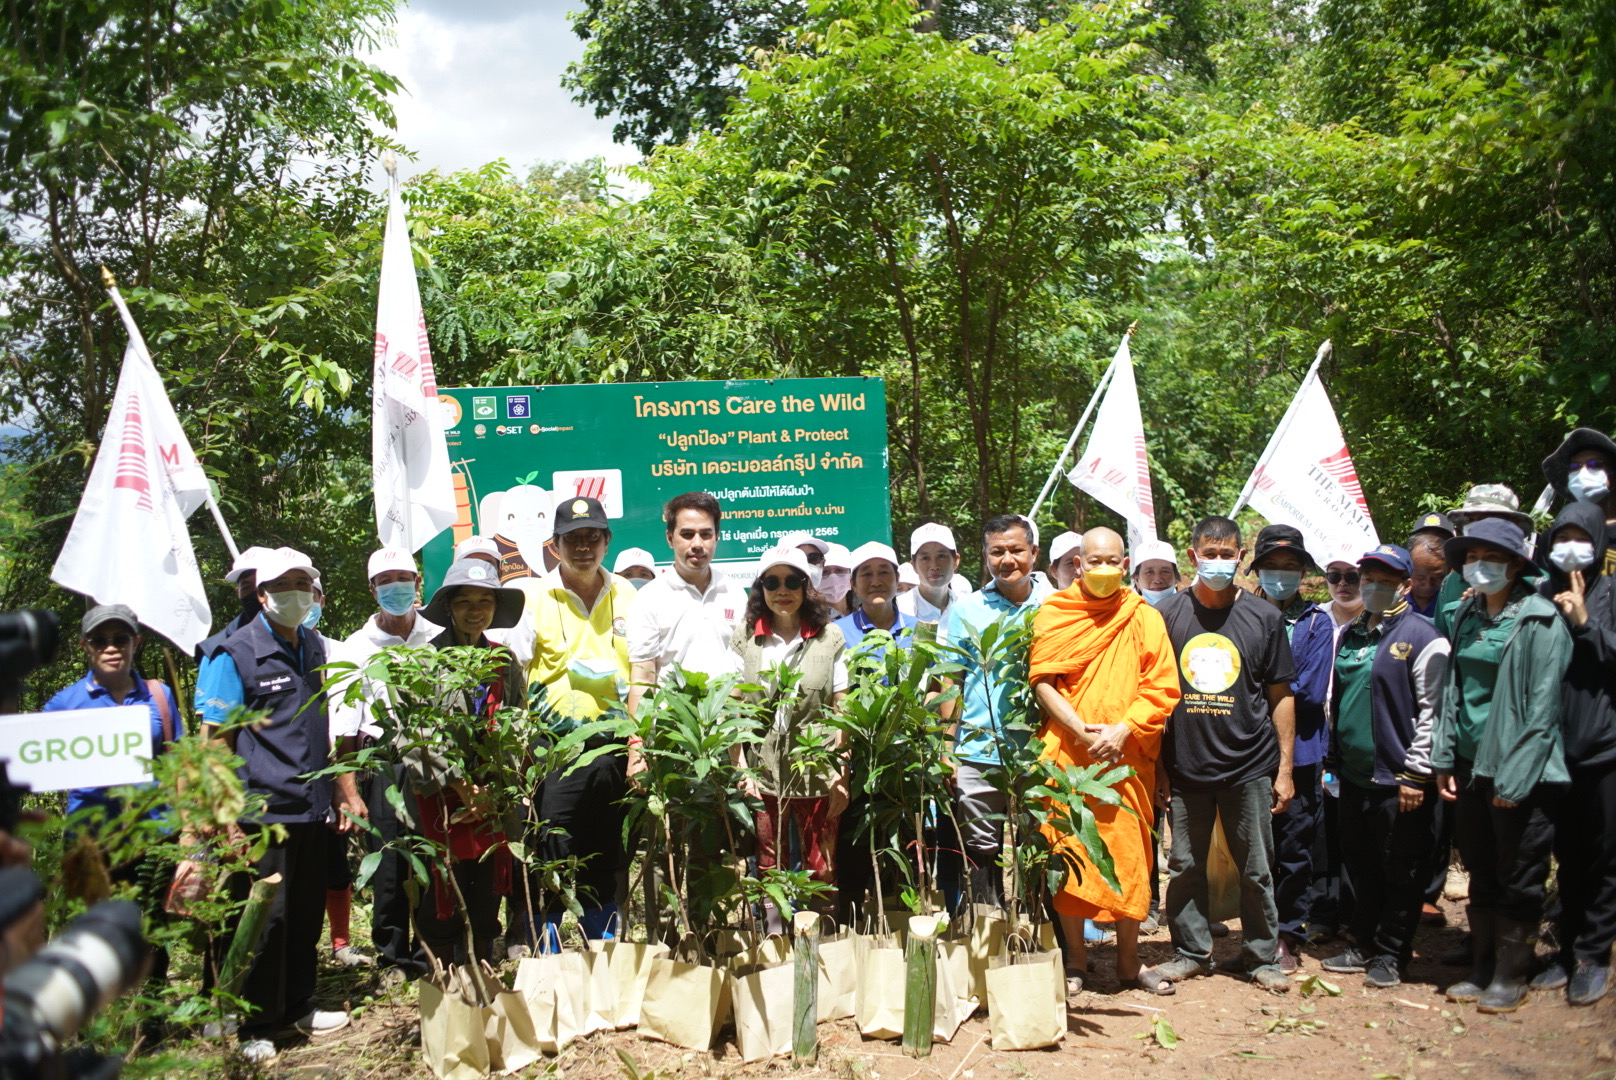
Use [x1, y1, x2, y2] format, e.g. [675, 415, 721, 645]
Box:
[1431, 576, 1572, 804]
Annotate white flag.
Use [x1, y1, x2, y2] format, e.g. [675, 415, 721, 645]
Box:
[1237, 355, 1378, 565]
[373, 169, 455, 553]
[1066, 335, 1157, 548]
[51, 288, 212, 653]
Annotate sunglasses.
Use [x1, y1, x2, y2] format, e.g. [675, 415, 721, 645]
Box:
[761, 574, 806, 591]
[1325, 571, 1361, 585]
[88, 633, 133, 649]
[803, 550, 825, 565]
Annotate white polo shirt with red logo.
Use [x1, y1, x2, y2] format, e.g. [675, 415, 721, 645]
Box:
[625, 566, 746, 682]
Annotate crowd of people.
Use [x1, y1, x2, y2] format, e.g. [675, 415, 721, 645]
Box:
[44, 427, 1616, 1061]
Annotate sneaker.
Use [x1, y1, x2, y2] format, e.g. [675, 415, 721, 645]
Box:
[202, 1015, 240, 1039]
[1568, 960, 1611, 1007]
[292, 1009, 350, 1036]
[1277, 936, 1301, 974]
[333, 945, 375, 967]
[1531, 957, 1571, 992]
[1140, 913, 1160, 935]
[1148, 954, 1213, 983]
[379, 966, 410, 990]
[506, 943, 532, 961]
[1421, 903, 1447, 926]
[1321, 947, 1370, 974]
[1251, 965, 1292, 993]
[239, 1039, 278, 1063]
[1364, 956, 1401, 988]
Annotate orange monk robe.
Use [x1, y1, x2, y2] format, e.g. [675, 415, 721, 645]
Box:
[1030, 586, 1180, 922]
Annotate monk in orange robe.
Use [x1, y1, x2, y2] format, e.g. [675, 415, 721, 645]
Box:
[1031, 527, 1180, 994]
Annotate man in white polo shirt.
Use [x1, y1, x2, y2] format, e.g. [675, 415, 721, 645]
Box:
[625, 491, 744, 735]
[899, 522, 969, 624]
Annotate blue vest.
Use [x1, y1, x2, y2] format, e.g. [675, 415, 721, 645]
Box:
[220, 617, 331, 823]
[194, 607, 258, 662]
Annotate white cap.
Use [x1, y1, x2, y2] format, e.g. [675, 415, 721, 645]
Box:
[224, 545, 275, 584]
[613, 547, 657, 574]
[755, 546, 815, 583]
[1016, 515, 1040, 550]
[909, 522, 957, 555]
[824, 542, 852, 570]
[1131, 539, 1178, 573]
[898, 562, 920, 586]
[456, 535, 501, 562]
[777, 530, 829, 556]
[850, 541, 901, 575]
[368, 546, 418, 581]
[254, 546, 317, 588]
[1049, 531, 1082, 565]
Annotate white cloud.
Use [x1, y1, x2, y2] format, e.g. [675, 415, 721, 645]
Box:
[366, 0, 642, 184]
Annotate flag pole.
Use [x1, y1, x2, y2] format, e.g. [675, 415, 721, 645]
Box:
[1229, 339, 1332, 518]
[1026, 321, 1136, 522]
[100, 267, 240, 561]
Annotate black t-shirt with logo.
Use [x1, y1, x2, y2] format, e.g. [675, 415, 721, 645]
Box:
[1157, 588, 1296, 791]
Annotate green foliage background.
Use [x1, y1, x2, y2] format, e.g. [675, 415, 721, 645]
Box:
[2, 0, 1611, 689]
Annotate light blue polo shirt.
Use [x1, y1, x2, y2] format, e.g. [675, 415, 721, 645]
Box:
[939, 576, 1053, 766]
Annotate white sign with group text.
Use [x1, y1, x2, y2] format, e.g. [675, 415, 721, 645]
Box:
[0, 706, 153, 793]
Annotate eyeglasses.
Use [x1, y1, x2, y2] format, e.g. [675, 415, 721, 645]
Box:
[761, 574, 806, 591]
[803, 550, 824, 565]
[88, 633, 133, 649]
[1325, 571, 1361, 585]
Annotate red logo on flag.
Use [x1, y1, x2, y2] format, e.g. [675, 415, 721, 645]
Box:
[1319, 447, 1370, 513]
[113, 392, 153, 512]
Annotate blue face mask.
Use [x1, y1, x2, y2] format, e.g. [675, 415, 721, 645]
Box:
[1140, 586, 1176, 607]
[1196, 558, 1239, 591]
[301, 602, 323, 630]
[630, 577, 650, 591]
[1257, 569, 1302, 601]
[376, 581, 417, 616]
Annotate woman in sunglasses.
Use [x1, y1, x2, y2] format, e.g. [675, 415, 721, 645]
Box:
[732, 546, 850, 924]
[43, 603, 182, 978]
[1325, 560, 1366, 636]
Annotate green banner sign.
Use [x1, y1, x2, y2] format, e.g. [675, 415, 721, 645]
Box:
[424, 377, 891, 589]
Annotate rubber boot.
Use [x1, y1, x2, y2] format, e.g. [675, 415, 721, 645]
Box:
[1445, 906, 1496, 1002]
[1477, 917, 1535, 1013]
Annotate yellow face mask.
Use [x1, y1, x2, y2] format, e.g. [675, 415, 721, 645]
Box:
[1081, 565, 1125, 598]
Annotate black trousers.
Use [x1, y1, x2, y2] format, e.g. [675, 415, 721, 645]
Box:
[1338, 781, 1438, 965]
[1270, 762, 1322, 938]
[415, 857, 503, 968]
[232, 821, 327, 1036]
[534, 746, 628, 911]
[1451, 759, 1560, 924]
[325, 829, 352, 890]
[1553, 761, 1616, 964]
[1423, 794, 1454, 905]
[366, 765, 426, 975]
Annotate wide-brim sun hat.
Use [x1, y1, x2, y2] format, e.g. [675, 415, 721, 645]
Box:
[422, 559, 527, 629]
[1448, 483, 1533, 531]
[1542, 428, 1616, 498]
[1443, 517, 1531, 570]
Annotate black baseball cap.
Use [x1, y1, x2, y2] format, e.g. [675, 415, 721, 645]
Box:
[81, 604, 140, 637]
[1408, 511, 1455, 539]
[554, 495, 609, 535]
[1250, 524, 1315, 570]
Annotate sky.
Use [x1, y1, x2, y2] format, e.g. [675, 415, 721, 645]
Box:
[366, 0, 641, 184]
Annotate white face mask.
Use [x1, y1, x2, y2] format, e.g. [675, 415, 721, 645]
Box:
[1569, 465, 1610, 504]
[1461, 560, 1511, 596]
[263, 588, 316, 627]
[1550, 540, 1597, 573]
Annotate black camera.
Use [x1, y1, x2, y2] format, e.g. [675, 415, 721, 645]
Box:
[0, 901, 150, 1080]
[0, 611, 60, 710]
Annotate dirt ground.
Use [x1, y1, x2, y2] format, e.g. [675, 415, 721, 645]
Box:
[244, 895, 1616, 1080]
